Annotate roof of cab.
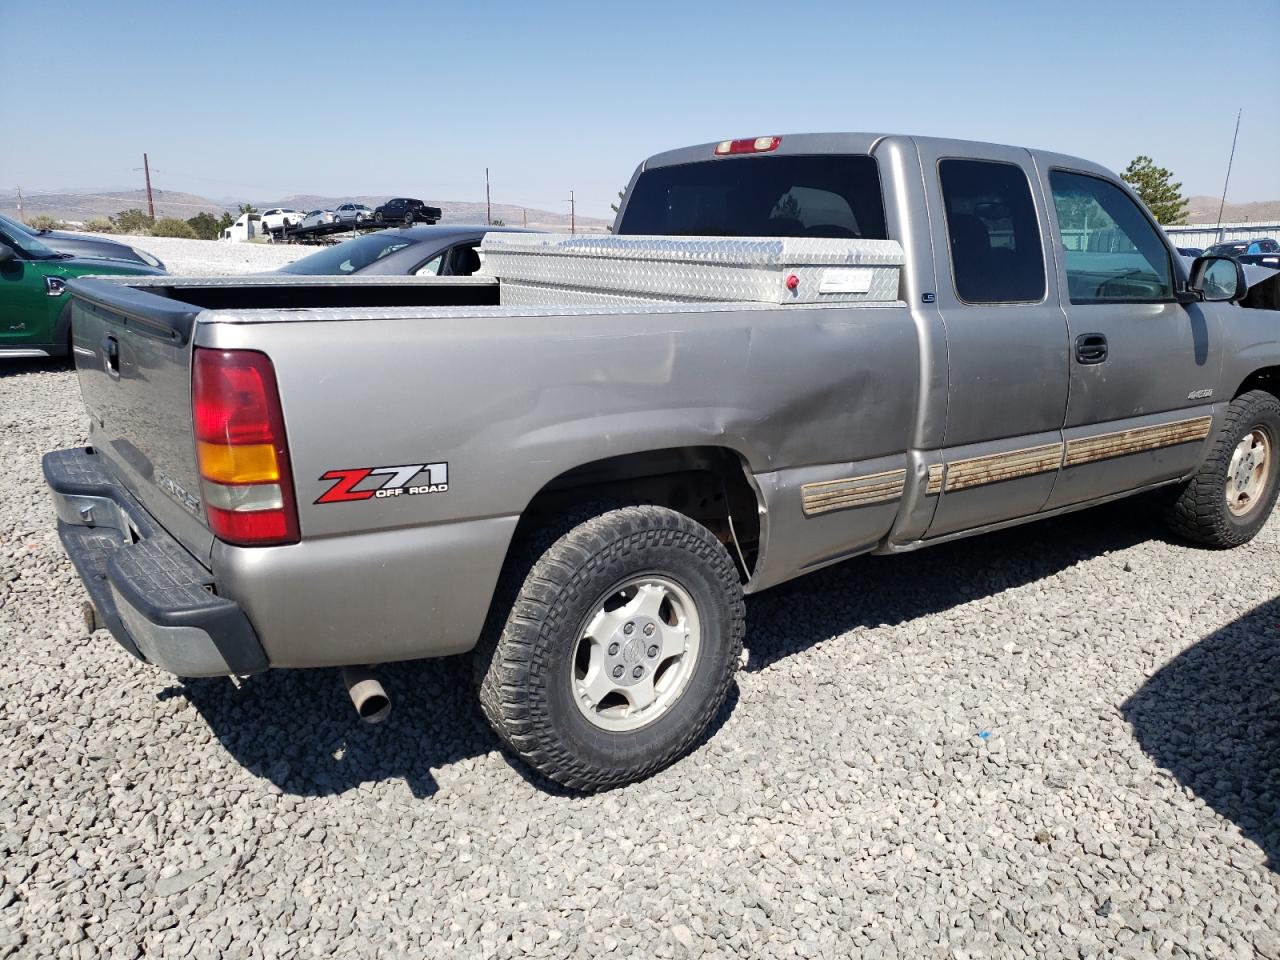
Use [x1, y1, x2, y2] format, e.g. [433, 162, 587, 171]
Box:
[639, 132, 1115, 182]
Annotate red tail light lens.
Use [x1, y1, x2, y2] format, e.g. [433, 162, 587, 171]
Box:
[192, 348, 300, 546]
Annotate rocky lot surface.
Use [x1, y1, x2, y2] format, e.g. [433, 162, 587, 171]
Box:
[1, 358, 1277, 959]
[96, 234, 309, 276]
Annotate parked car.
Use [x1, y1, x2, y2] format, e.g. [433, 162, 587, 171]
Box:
[299, 209, 338, 230]
[334, 203, 373, 225]
[278, 225, 539, 276]
[260, 208, 306, 232]
[0, 220, 163, 357]
[1240, 252, 1280, 271]
[1205, 238, 1280, 258]
[0, 212, 164, 269]
[372, 197, 442, 226]
[1176, 246, 1204, 259]
[44, 132, 1280, 791]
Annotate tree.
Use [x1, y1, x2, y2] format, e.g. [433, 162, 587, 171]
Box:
[150, 217, 198, 239]
[238, 203, 258, 216]
[217, 212, 234, 233]
[1121, 156, 1189, 225]
[26, 214, 65, 231]
[186, 212, 221, 240]
[112, 209, 154, 235]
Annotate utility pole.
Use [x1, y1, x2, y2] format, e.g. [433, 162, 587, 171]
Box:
[485, 167, 491, 225]
[568, 190, 575, 235]
[522, 208, 527, 228]
[142, 153, 155, 220]
[15, 186, 22, 222]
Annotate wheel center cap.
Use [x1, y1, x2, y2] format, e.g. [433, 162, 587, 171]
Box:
[607, 615, 661, 684]
[622, 634, 646, 665]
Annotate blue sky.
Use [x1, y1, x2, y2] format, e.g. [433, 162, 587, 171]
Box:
[2, 0, 1277, 218]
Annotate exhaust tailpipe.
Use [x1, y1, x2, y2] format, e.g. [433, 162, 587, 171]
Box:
[341, 666, 390, 724]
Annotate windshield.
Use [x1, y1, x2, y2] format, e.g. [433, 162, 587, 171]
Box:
[280, 233, 418, 274]
[0, 213, 61, 258]
[617, 154, 887, 239]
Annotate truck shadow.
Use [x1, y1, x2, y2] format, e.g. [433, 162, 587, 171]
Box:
[0, 356, 72, 378]
[1120, 597, 1280, 872]
[180, 500, 1175, 799]
[744, 500, 1160, 672]
[176, 659, 739, 799]
[178, 656, 505, 799]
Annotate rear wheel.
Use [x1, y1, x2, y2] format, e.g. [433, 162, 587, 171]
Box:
[1164, 389, 1280, 547]
[477, 506, 745, 790]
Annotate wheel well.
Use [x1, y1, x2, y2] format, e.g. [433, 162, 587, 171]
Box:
[515, 446, 762, 580]
[1237, 367, 1280, 399]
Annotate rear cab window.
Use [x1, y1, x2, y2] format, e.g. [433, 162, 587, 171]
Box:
[617, 154, 887, 240]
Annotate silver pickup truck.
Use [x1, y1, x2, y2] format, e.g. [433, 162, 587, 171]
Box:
[45, 133, 1280, 790]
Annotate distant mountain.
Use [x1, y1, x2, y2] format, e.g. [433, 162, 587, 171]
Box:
[1184, 196, 1280, 225]
[258, 195, 607, 231]
[0, 187, 227, 222]
[0, 186, 610, 232]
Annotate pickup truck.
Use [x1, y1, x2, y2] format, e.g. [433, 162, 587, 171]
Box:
[44, 133, 1280, 791]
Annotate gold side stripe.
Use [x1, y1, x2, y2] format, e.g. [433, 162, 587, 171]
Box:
[1063, 416, 1212, 468]
[802, 468, 905, 516]
[926, 463, 945, 495]
[801, 415, 1215, 520]
[944, 442, 1063, 492]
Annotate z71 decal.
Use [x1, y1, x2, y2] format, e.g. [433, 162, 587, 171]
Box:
[315, 462, 449, 504]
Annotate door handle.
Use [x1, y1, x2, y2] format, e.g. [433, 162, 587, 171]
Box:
[1075, 333, 1108, 365]
[102, 335, 120, 379]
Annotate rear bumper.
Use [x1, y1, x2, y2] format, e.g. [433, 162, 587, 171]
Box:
[43, 447, 267, 677]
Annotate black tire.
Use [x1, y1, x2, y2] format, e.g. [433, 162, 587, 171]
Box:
[1164, 389, 1280, 547]
[374, 211, 383, 224]
[477, 506, 745, 791]
[403, 212, 414, 226]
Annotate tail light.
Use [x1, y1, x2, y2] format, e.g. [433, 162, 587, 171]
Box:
[714, 136, 782, 156]
[192, 348, 300, 546]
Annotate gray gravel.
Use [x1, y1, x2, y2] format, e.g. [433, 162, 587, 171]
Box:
[98, 234, 310, 276]
[2, 360, 1277, 959]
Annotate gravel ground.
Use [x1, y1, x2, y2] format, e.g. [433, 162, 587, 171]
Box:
[1, 361, 1277, 959]
[97, 234, 309, 276]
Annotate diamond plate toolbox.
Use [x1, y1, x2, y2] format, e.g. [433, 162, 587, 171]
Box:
[480, 234, 904, 306]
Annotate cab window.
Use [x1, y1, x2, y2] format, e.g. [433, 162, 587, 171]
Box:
[1049, 170, 1174, 304]
[617, 155, 887, 240]
[442, 242, 482, 276]
[938, 158, 1045, 304]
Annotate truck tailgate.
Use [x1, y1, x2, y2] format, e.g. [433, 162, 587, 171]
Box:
[69, 278, 215, 564]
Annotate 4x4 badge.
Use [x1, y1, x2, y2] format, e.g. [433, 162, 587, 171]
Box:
[315, 462, 449, 504]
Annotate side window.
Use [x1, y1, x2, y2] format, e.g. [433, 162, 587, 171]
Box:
[413, 255, 443, 276]
[939, 159, 1045, 303]
[442, 242, 482, 276]
[1049, 170, 1174, 304]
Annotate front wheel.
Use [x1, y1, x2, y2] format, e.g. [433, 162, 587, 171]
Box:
[374, 211, 383, 224]
[1164, 389, 1280, 547]
[477, 506, 745, 790]
[403, 212, 414, 226]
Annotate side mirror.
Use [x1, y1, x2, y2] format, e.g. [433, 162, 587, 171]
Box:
[0, 243, 14, 264]
[1187, 255, 1248, 303]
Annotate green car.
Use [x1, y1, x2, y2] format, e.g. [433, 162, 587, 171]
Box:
[0, 221, 164, 358]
